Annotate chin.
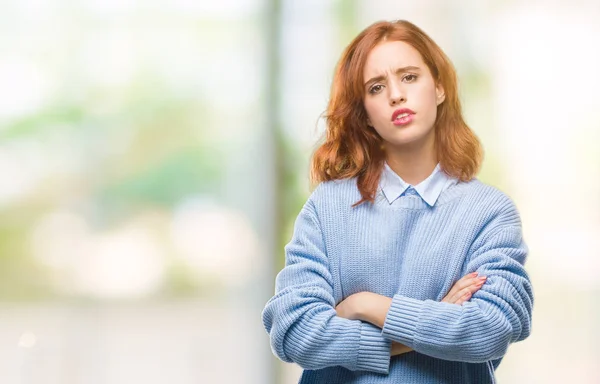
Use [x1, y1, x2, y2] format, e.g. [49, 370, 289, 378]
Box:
[386, 134, 425, 147]
[385, 128, 433, 148]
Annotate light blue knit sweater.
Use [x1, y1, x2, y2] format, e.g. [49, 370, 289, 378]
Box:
[262, 177, 534, 383]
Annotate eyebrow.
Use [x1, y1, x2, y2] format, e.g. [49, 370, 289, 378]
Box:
[364, 66, 421, 88]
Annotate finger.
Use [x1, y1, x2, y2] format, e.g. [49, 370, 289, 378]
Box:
[450, 288, 471, 304]
[453, 275, 487, 299]
[450, 284, 477, 303]
[449, 278, 487, 303]
[443, 272, 480, 302]
[452, 290, 472, 305]
[455, 294, 470, 306]
[443, 273, 476, 301]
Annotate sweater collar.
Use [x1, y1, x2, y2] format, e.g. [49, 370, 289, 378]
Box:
[379, 162, 458, 207]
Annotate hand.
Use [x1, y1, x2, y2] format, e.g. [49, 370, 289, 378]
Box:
[335, 292, 364, 320]
[442, 272, 487, 305]
[393, 272, 487, 356]
[337, 273, 488, 357]
[336, 293, 412, 357]
[391, 341, 413, 356]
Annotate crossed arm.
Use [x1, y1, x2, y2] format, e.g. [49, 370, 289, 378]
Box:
[335, 273, 488, 356]
[262, 199, 533, 373]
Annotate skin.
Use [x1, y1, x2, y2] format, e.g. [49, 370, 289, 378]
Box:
[335, 41, 486, 357]
[363, 40, 446, 185]
[336, 273, 487, 355]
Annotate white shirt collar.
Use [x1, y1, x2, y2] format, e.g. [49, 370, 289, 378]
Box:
[379, 163, 458, 207]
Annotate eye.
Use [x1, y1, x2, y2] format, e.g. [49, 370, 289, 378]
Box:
[403, 74, 418, 83]
[368, 84, 384, 94]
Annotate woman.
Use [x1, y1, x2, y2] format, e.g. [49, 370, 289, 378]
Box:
[262, 19, 533, 383]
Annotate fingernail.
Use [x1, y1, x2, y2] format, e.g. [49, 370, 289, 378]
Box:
[471, 272, 478, 277]
[478, 276, 487, 280]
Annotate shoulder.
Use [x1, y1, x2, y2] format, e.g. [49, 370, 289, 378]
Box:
[463, 179, 523, 232]
[467, 180, 518, 208]
[290, 178, 360, 236]
[308, 178, 362, 210]
[462, 181, 528, 261]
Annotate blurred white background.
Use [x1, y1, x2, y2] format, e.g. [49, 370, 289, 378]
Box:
[0, 0, 598, 383]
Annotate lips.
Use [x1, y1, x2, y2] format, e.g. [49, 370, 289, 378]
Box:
[391, 108, 415, 121]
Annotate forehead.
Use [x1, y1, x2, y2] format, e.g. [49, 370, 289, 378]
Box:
[363, 40, 425, 78]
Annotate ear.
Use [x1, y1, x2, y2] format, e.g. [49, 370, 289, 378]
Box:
[366, 117, 373, 127]
[436, 83, 445, 106]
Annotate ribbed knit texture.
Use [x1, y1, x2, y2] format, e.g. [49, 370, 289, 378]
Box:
[262, 177, 534, 384]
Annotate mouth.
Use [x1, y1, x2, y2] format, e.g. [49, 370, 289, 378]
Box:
[391, 108, 415, 126]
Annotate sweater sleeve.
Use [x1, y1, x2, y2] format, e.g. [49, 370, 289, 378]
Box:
[381, 205, 534, 363]
[262, 198, 392, 374]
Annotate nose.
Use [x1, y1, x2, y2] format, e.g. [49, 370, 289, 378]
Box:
[388, 82, 406, 106]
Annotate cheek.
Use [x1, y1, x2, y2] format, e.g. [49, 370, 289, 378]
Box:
[363, 100, 375, 121]
[420, 85, 439, 108]
[364, 99, 384, 121]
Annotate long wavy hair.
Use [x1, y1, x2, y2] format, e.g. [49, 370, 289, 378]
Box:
[310, 20, 483, 206]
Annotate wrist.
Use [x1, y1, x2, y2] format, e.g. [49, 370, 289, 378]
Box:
[354, 292, 375, 320]
[357, 292, 393, 328]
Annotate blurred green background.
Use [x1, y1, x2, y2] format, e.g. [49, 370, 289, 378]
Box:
[0, 0, 598, 383]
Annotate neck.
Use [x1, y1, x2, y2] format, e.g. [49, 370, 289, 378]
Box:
[385, 138, 437, 185]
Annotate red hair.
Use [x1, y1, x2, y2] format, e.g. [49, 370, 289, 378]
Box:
[310, 20, 483, 206]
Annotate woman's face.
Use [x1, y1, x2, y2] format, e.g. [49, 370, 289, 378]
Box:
[362, 40, 445, 150]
